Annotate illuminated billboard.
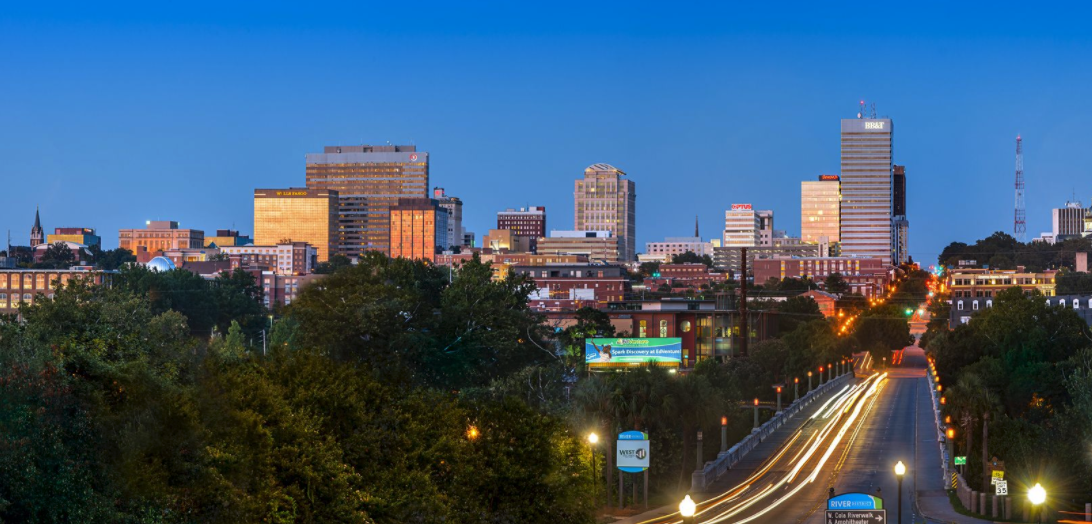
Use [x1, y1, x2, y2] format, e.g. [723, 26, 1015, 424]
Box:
[818, 174, 840, 181]
[731, 204, 753, 211]
[585, 338, 682, 368]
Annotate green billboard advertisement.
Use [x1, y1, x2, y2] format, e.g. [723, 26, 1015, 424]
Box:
[585, 338, 682, 369]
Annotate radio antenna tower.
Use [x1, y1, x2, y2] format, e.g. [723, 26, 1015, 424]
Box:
[1014, 135, 1026, 242]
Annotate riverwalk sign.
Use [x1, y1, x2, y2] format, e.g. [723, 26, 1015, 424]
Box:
[827, 493, 886, 524]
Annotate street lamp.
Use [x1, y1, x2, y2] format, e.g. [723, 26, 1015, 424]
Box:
[794, 377, 799, 402]
[588, 433, 599, 507]
[808, 371, 813, 391]
[894, 461, 906, 524]
[679, 494, 696, 523]
[1029, 483, 1046, 524]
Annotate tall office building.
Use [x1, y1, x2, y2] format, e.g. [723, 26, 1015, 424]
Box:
[432, 188, 464, 249]
[254, 188, 339, 262]
[497, 206, 547, 253]
[801, 175, 841, 245]
[757, 210, 774, 246]
[723, 204, 760, 247]
[389, 198, 447, 261]
[840, 118, 894, 265]
[574, 164, 636, 261]
[892, 165, 910, 264]
[1053, 201, 1086, 240]
[305, 145, 428, 258]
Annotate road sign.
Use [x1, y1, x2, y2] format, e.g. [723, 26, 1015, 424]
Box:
[951, 473, 958, 489]
[616, 430, 649, 473]
[990, 470, 1005, 484]
[828, 492, 883, 510]
[826, 509, 887, 524]
[995, 480, 1008, 496]
[954, 456, 967, 465]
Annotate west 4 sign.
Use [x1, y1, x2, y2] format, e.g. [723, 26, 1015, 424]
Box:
[616, 431, 649, 473]
[826, 510, 887, 524]
[954, 456, 967, 465]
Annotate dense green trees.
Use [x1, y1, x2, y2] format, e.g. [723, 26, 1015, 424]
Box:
[671, 251, 713, 268]
[928, 287, 1092, 500]
[0, 254, 596, 523]
[938, 231, 1092, 271]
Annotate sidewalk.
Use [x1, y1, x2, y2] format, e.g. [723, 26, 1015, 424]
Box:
[610, 377, 851, 524]
[913, 363, 990, 524]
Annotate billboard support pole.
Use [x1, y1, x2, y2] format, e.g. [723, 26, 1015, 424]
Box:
[740, 247, 749, 357]
[618, 471, 623, 510]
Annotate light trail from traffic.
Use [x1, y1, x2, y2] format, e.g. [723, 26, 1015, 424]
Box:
[638, 372, 888, 524]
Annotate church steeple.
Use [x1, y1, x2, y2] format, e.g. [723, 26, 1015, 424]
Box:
[694, 215, 699, 238]
[30, 206, 44, 248]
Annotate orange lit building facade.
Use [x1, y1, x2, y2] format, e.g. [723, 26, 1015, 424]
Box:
[118, 221, 204, 263]
[254, 188, 339, 262]
[389, 198, 447, 261]
[0, 269, 114, 316]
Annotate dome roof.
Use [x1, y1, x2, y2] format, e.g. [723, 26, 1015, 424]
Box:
[146, 256, 176, 272]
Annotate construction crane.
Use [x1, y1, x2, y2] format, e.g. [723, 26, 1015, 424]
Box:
[1014, 135, 1026, 242]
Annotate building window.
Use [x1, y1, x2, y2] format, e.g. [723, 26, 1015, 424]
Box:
[972, 300, 979, 311]
[639, 320, 647, 338]
[986, 300, 993, 308]
[1060, 299, 1067, 308]
[1074, 299, 1081, 310]
[659, 320, 668, 338]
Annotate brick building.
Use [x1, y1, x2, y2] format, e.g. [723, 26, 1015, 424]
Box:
[119, 221, 204, 263]
[221, 243, 316, 275]
[0, 269, 115, 316]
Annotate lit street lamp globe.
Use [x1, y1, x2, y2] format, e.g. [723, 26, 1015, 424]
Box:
[588, 432, 599, 445]
[1028, 483, 1046, 505]
[679, 494, 696, 517]
[894, 461, 906, 476]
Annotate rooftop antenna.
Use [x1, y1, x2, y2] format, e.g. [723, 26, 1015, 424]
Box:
[870, 102, 877, 119]
[858, 100, 865, 119]
[695, 215, 700, 238]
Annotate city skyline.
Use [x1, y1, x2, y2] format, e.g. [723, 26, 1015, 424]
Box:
[5, 3, 1092, 263]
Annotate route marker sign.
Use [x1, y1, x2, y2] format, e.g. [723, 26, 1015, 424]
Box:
[954, 456, 967, 465]
[995, 480, 1008, 496]
[826, 509, 887, 524]
[990, 470, 1005, 484]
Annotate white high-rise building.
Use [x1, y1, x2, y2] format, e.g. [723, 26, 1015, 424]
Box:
[723, 204, 760, 247]
[839, 118, 894, 265]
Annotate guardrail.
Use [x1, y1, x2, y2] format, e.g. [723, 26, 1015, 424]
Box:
[691, 370, 854, 491]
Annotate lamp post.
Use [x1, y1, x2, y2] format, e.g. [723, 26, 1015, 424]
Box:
[818, 366, 824, 385]
[720, 416, 728, 453]
[588, 433, 599, 507]
[828, 363, 832, 382]
[945, 428, 955, 474]
[753, 398, 759, 429]
[794, 377, 799, 402]
[1028, 483, 1046, 524]
[679, 494, 696, 524]
[775, 386, 782, 412]
[808, 371, 813, 392]
[894, 461, 906, 524]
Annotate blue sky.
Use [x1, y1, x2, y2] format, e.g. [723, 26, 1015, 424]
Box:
[3, 2, 1092, 263]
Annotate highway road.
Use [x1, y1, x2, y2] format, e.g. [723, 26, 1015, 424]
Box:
[637, 347, 940, 524]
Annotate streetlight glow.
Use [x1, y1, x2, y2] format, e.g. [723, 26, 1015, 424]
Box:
[1028, 483, 1046, 505]
[679, 494, 696, 517]
[467, 425, 480, 441]
[894, 461, 906, 476]
[588, 432, 598, 444]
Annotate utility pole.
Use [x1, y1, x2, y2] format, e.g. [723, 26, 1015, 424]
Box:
[739, 247, 749, 357]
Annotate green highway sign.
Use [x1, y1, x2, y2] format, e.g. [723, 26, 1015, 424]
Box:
[954, 456, 967, 465]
